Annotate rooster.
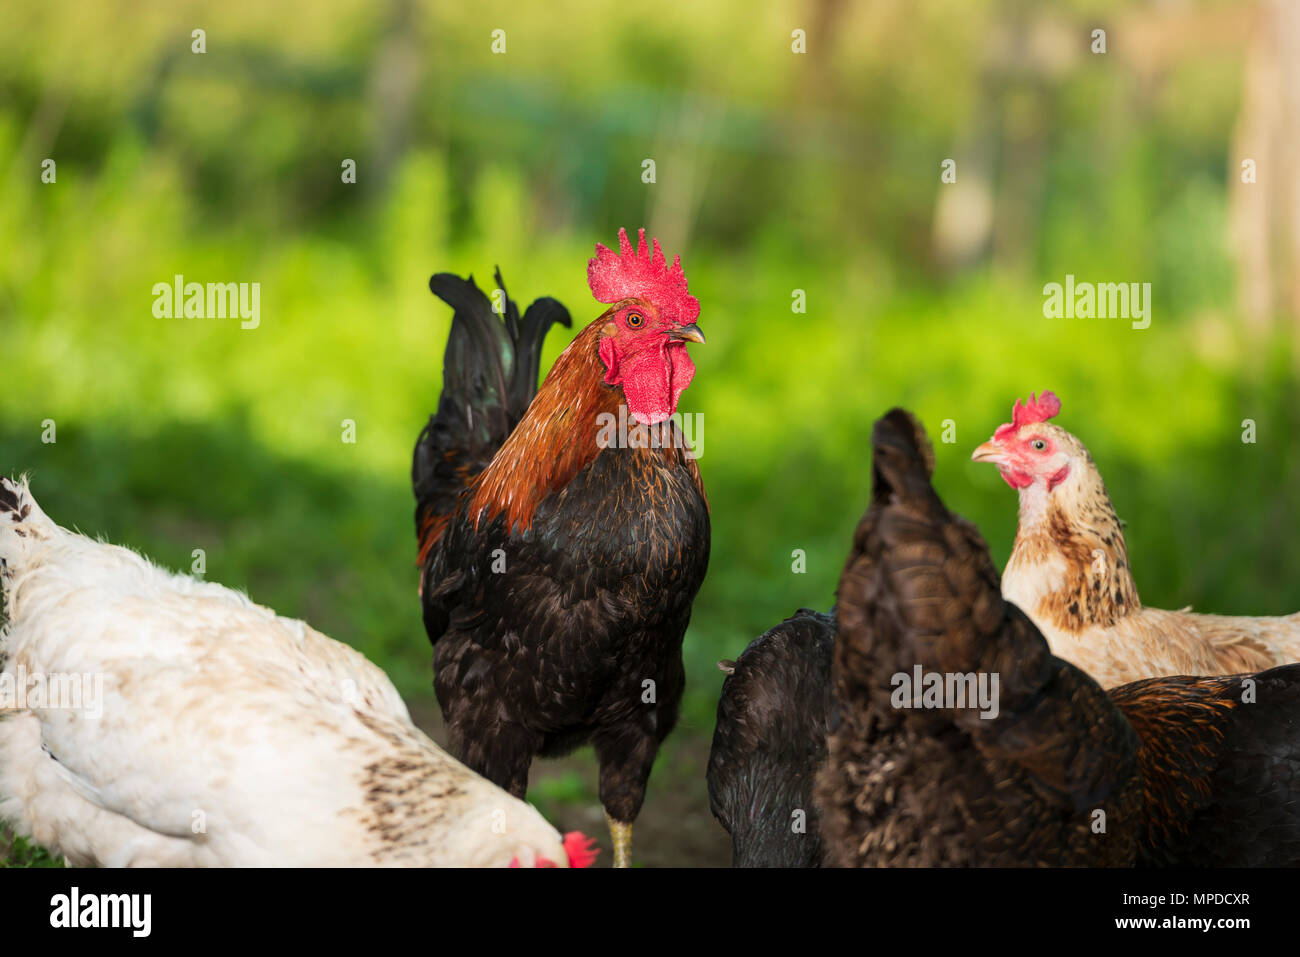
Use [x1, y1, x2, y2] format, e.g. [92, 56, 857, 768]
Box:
[413, 229, 710, 867]
[972, 391, 1300, 687]
[707, 608, 833, 868]
[817, 410, 1300, 866]
[0, 478, 597, 868]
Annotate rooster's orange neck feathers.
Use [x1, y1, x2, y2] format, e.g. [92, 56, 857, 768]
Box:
[465, 319, 620, 534]
[465, 314, 707, 535]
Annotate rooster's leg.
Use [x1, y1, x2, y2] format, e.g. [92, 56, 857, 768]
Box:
[595, 729, 657, 869]
[605, 813, 633, 869]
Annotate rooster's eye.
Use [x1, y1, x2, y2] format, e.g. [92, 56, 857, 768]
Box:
[626, 312, 644, 328]
[1031, 439, 1047, 451]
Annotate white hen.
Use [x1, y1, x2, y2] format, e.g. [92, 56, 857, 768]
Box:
[0, 477, 596, 868]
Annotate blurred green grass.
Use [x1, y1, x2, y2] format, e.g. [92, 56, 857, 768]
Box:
[0, 827, 60, 868]
[4, 145, 1299, 865]
[4, 147, 1296, 715]
[3, 0, 1297, 866]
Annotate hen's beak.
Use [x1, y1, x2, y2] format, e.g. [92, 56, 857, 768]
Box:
[670, 323, 706, 344]
[971, 440, 1003, 465]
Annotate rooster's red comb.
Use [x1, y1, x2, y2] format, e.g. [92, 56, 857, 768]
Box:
[563, 831, 600, 869]
[994, 391, 1061, 440]
[587, 228, 700, 325]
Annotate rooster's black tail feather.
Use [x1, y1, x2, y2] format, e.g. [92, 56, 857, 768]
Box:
[413, 271, 571, 559]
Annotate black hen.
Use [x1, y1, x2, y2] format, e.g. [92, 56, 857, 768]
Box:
[707, 608, 834, 867]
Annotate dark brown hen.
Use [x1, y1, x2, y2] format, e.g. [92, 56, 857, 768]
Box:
[816, 410, 1142, 865]
[815, 409, 1300, 867]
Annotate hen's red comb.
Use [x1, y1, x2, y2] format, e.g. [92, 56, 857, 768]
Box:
[994, 391, 1061, 440]
[587, 228, 700, 325]
[563, 831, 600, 869]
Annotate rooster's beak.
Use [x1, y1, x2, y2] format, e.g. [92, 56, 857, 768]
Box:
[971, 440, 1003, 465]
[670, 323, 706, 344]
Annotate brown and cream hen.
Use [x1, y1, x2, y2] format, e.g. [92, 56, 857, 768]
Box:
[972, 391, 1300, 687]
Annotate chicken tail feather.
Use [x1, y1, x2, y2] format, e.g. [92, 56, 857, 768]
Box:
[413, 271, 571, 564]
[0, 476, 57, 583]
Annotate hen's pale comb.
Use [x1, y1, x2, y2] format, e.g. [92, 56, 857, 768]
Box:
[994, 391, 1061, 440]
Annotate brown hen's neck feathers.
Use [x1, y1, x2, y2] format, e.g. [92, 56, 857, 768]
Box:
[1007, 449, 1141, 632]
[1110, 676, 1239, 850]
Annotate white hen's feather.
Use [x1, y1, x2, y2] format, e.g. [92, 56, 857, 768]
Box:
[0, 477, 571, 867]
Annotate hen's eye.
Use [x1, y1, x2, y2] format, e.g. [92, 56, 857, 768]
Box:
[1031, 439, 1047, 451]
[626, 312, 644, 327]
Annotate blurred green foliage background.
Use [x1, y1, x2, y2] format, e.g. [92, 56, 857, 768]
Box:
[2, 0, 1298, 864]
